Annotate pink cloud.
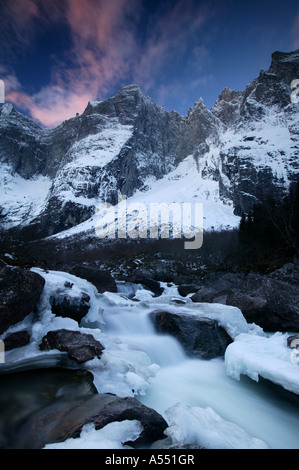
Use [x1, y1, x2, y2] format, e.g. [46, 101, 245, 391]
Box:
[4, 0, 210, 127]
[5, 0, 142, 126]
[7, 87, 91, 127]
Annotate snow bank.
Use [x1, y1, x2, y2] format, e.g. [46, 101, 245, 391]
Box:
[164, 404, 269, 449]
[187, 302, 265, 339]
[31, 268, 105, 329]
[43, 420, 143, 449]
[65, 123, 133, 169]
[225, 332, 299, 395]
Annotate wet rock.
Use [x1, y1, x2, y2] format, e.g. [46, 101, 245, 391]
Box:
[127, 273, 164, 297]
[177, 284, 200, 297]
[150, 310, 232, 359]
[0, 368, 97, 449]
[0, 266, 45, 334]
[3, 330, 30, 351]
[0, 368, 168, 449]
[76, 395, 168, 448]
[269, 261, 299, 286]
[228, 275, 299, 332]
[191, 265, 299, 332]
[39, 329, 104, 364]
[191, 276, 236, 304]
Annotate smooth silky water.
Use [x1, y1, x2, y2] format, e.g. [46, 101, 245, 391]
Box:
[101, 303, 299, 449]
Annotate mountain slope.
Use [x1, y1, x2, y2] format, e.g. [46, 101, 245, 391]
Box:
[0, 50, 298, 243]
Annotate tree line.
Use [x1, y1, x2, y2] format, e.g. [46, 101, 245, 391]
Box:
[238, 178, 299, 271]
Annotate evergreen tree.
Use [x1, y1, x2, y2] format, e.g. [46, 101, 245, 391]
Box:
[238, 177, 299, 269]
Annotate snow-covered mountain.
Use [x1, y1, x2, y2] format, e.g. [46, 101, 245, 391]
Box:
[0, 50, 298, 243]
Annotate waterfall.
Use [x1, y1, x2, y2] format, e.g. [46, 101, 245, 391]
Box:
[2, 270, 298, 449]
[98, 285, 299, 449]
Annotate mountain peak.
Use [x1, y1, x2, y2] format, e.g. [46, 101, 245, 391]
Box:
[117, 84, 142, 94]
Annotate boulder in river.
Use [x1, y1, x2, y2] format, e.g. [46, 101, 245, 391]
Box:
[39, 329, 104, 364]
[3, 330, 30, 351]
[0, 368, 168, 449]
[150, 310, 232, 359]
[191, 263, 299, 332]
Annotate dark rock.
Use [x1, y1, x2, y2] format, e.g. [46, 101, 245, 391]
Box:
[177, 284, 200, 297]
[77, 395, 168, 448]
[64, 281, 74, 288]
[191, 277, 236, 304]
[226, 292, 268, 317]
[269, 50, 299, 86]
[139, 278, 164, 297]
[191, 266, 299, 332]
[0, 266, 45, 334]
[211, 87, 244, 127]
[128, 273, 164, 297]
[51, 291, 90, 323]
[0, 368, 98, 449]
[68, 265, 117, 293]
[150, 310, 232, 359]
[3, 330, 30, 351]
[27, 394, 168, 449]
[227, 275, 299, 332]
[39, 329, 104, 364]
[0, 368, 168, 449]
[269, 261, 299, 286]
[287, 334, 299, 349]
[170, 298, 188, 305]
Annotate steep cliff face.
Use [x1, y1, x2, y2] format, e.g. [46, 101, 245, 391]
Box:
[0, 50, 298, 239]
[210, 50, 299, 215]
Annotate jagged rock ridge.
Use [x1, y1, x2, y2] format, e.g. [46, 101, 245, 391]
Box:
[0, 50, 298, 239]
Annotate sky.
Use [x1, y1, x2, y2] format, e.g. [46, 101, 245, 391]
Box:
[0, 0, 299, 127]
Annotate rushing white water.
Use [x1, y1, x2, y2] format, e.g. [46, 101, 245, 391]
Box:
[100, 292, 299, 450]
[2, 269, 298, 449]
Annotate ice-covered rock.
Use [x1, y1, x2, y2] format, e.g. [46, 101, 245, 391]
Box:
[225, 332, 299, 395]
[164, 404, 270, 449]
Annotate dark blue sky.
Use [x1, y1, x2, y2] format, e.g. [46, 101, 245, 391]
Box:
[1, 0, 299, 126]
